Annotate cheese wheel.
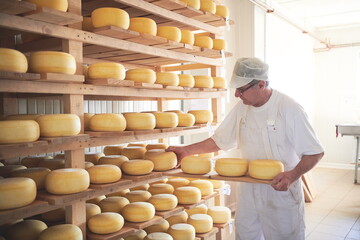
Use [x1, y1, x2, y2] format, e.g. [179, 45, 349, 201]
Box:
[83, 113, 94, 131]
[91, 7, 130, 29]
[0, 120, 39, 144]
[215, 5, 229, 18]
[145, 218, 170, 234]
[88, 164, 122, 184]
[157, 26, 181, 42]
[0, 177, 36, 210]
[10, 167, 51, 190]
[207, 206, 231, 224]
[125, 190, 151, 203]
[84, 162, 94, 169]
[153, 112, 178, 128]
[148, 183, 174, 195]
[38, 159, 65, 170]
[89, 113, 126, 132]
[177, 113, 195, 127]
[38, 224, 82, 240]
[146, 143, 169, 150]
[178, 74, 195, 88]
[185, 204, 207, 216]
[122, 202, 155, 222]
[187, 214, 213, 233]
[36, 114, 81, 137]
[197, 152, 214, 158]
[148, 194, 178, 211]
[122, 160, 154, 175]
[88, 62, 125, 80]
[193, 75, 214, 88]
[123, 113, 156, 130]
[5, 219, 47, 240]
[106, 188, 129, 197]
[86, 195, 106, 205]
[180, 0, 200, 9]
[98, 155, 129, 167]
[103, 145, 125, 155]
[45, 168, 89, 194]
[82, 17, 94, 32]
[167, 178, 189, 189]
[85, 152, 105, 165]
[88, 212, 124, 234]
[181, 156, 212, 175]
[98, 196, 129, 213]
[194, 36, 213, 49]
[0, 165, 27, 177]
[168, 223, 195, 240]
[130, 183, 150, 191]
[187, 110, 213, 124]
[150, 178, 168, 184]
[200, 0, 216, 13]
[155, 72, 179, 86]
[173, 186, 201, 204]
[249, 159, 284, 180]
[125, 69, 156, 83]
[0, 48, 28, 73]
[189, 180, 213, 196]
[124, 230, 147, 240]
[21, 156, 49, 168]
[128, 143, 147, 147]
[129, 17, 157, 35]
[212, 76, 227, 89]
[215, 158, 248, 176]
[24, 0, 68, 11]
[41, 207, 65, 222]
[212, 39, 227, 51]
[86, 203, 101, 221]
[166, 211, 188, 225]
[121, 147, 147, 159]
[6, 114, 42, 120]
[29, 51, 76, 74]
[180, 30, 194, 45]
[144, 232, 173, 240]
[145, 149, 177, 171]
[208, 179, 224, 189]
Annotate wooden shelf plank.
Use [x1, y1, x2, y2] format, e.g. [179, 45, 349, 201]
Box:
[155, 206, 184, 219]
[213, 219, 233, 229]
[36, 189, 96, 205]
[89, 179, 133, 190]
[210, 174, 273, 185]
[39, 134, 90, 145]
[93, 26, 140, 40]
[196, 227, 219, 239]
[24, 6, 83, 26]
[0, 0, 36, 15]
[87, 226, 136, 240]
[85, 79, 135, 87]
[178, 199, 206, 209]
[162, 168, 214, 180]
[85, 131, 135, 138]
[36, 73, 84, 83]
[0, 71, 40, 81]
[122, 172, 163, 182]
[124, 216, 164, 229]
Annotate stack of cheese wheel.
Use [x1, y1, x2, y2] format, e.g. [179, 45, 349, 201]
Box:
[29, 51, 76, 75]
[194, 36, 213, 49]
[24, 0, 68, 11]
[0, 165, 26, 178]
[167, 177, 189, 189]
[176, 112, 195, 127]
[85, 152, 105, 165]
[178, 74, 195, 88]
[179, 0, 200, 9]
[123, 112, 156, 130]
[125, 68, 156, 84]
[207, 206, 231, 224]
[180, 30, 195, 45]
[98, 196, 129, 213]
[193, 75, 214, 88]
[216, 5, 229, 18]
[41, 207, 65, 222]
[185, 204, 207, 216]
[38, 159, 65, 170]
[249, 159, 284, 180]
[189, 179, 213, 196]
[45, 168, 89, 194]
[145, 218, 169, 234]
[121, 146, 147, 159]
[88, 62, 125, 80]
[145, 149, 177, 171]
[87, 164, 122, 184]
[125, 230, 147, 240]
[155, 72, 179, 86]
[0, 120, 40, 144]
[88, 212, 124, 234]
[0, 48, 28, 73]
[86, 203, 101, 221]
[6, 114, 42, 120]
[168, 223, 196, 240]
[187, 213, 213, 233]
[36, 114, 81, 137]
[10, 167, 51, 190]
[87, 195, 106, 205]
[148, 183, 174, 195]
[153, 112, 178, 128]
[122, 202, 155, 222]
[181, 156, 212, 174]
[130, 183, 149, 191]
[103, 145, 125, 155]
[82, 17, 94, 32]
[89, 113, 126, 132]
[157, 26, 181, 42]
[145, 232, 173, 240]
[213, 76, 227, 89]
[212, 39, 227, 51]
[5, 219, 47, 240]
[38, 224, 82, 240]
[129, 17, 157, 35]
[84, 113, 94, 131]
[146, 143, 168, 150]
[148, 194, 178, 211]
[166, 211, 188, 225]
[215, 158, 248, 176]
[121, 160, 154, 175]
[200, 0, 216, 13]
[0, 177, 37, 210]
[125, 190, 151, 203]
[98, 155, 129, 167]
[174, 186, 201, 204]
[21, 156, 49, 168]
[188, 110, 213, 124]
[91, 7, 130, 29]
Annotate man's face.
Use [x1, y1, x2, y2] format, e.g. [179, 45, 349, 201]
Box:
[235, 81, 260, 106]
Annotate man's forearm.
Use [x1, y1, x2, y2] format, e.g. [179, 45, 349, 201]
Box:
[291, 152, 324, 180]
[183, 137, 220, 156]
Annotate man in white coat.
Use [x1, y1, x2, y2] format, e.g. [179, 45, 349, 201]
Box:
[167, 57, 324, 240]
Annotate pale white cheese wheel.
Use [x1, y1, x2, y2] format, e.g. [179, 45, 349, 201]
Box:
[185, 204, 207, 216]
[37, 114, 81, 137]
[85, 152, 105, 164]
[200, 0, 216, 13]
[168, 223, 195, 240]
[194, 36, 213, 49]
[193, 75, 214, 88]
[166, 211, 188, 225]
[91, 7, 130, 29]
[89, 113, 126, 132]
[145, 218, 170, 234]
[5, 219, 47, 240]
[98, 155, 129, 167]
[123, 113, 156, 130]
[187, 110, 213, 124]
[38, 224, 82, 240]
[180, 0, 200, 9]
[0, 48, 28, 73]
[148, 194, 178, 211]
[98, 196, 129, 213]
[178, 74, 195, 87]
[177, 113, 195, 127]
[145, 149, 177, 171]
[144, 232, 173, 240]
[189, 180, 213, 196]
[10, 167, 51, 190]
[121, 160, 154, 175]
[153, 112, 179, 128]
[146, 143, 169, 150]
[181, 156, 212, 175]
[103, 145, 125, 155]
[167, 178, 189, 189]
[45, 168, 89, 194]
[249, 159, 284, 180]
[122, 202, 155, 222]
[180, 30, 194, 45]
[125, 190, 152, 203]
[0, 120, 40, 144]
[157, 26, 181, 42]
[212, 76, 227, 89]
[148, 183, 174, 195]
[212, 39, 227, 51]
[215, 5, 229, 18]
[155, 72, 179, 86]
[86, 203, 101, 221]
[29, 51, 76, 74]
[121, 147, 147, 159]
[88, 62, 125, 80]
[87, 164, 122, 184]
[24, 0, 68, 12]
[125, 68, 156, 83]
[215, 158, 248, 177]
[0, 177, 36, 210]
[88, 212, 124, 234]
[187, 213, 213, 233]
[207, 206, 231, 224]
[174, 186, 201, 205]
[129, 17, 157, 35]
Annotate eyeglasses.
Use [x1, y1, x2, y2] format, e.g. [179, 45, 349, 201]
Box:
[236, 81, 259, 95]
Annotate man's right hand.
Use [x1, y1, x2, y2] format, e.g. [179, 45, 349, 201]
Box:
[166, 146, 188, 168]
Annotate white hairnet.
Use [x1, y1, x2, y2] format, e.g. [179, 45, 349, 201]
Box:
[230, 57, 269, 88]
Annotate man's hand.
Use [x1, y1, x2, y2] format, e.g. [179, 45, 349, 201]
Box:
[166, 146, 188, 168]
[271, 170, 298, 191]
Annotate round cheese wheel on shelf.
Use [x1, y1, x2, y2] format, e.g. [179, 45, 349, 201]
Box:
[85, 162, 94, 169]
[41, 207, 65, 222]
[197, 152, 214, 158]
[38, 159, 65, 170]
[86, 195, 106, 205]
[212, 39, 227, 51]
[98, 196, 129, 213]
[148, 183, 174, 195]
[21, 156, 49, 168]
[86, 203, 101, 221]
[85, 152, 105, 165]
[187, 213, 213, 233]
[215, 158, 248, 177]
[194, 36, 213, 49]
[208, 179, 224, 189]
[155, 72, 179, 86]
[144, 232, 173, 240]
[148, 194, 178, 211]
[123, 113, 156, 130]
[103, 145, 125, 155]
[153, 112, 178, 128]
[166, 211, 188, 225]
[121, 160, 154, 175]
[193, 75, 214, 88]
[249, 159, 284, 180]
[173, 186, 201, 205]
[177, 113, 195, 127]
[124, 229, 147, 240]
[88, 212, 124, 234]
[29, 51, 76, 74]
[125, 190, 151, 203]
[128, 143, 147, 148]
[87, 164, 122, 184]
[24, 0, 68, 11]
[167, 178, 190, 189]
[45, 168, 90, 194]
[178, 74, 195, 88]
[84, 113, 94, 131]
[0, 120, 40, 144]
[130, 183, 150, 191]
[98, 155, 129, 167]
[187, 110, 213, 124]
[0, 165, 27, 178]
[168, 223, 195, 240]
[180, 30, 194, 45]
[181, 156, 212, 175]
[5, 219, 47, 240]
[157, 26, 181, 42]
[82, 16, 94, 32]
[89, 113, 126, 132]
[121, 147, 147, 159]
[6, 114, 42, 120]
[88, 62, 125, 80]
[36, 114, 81, 137]
[106, 188, 129, 197]
[145, 149, 177, 171]
[189, 180, 213, 196]
[0, 177, 36, 210]
[215, 5, 229, 18]
[145, 218, 169, 234]
[129, 17, 157, 35]
[10, 167, 51, 190]
[91, 7, 130, 29]
[0, 48, 27, 73]
[185, 204, 207, 216]
[125, 68, 156, 83]
[150, 178, 168, 184]
[38, 224, 82, 240]
[122, 202, 155, 222]
[179, 0, 200, 9]
[207, 206, 231, 224]
[200, 0, 216, 13]
[212, 76, 227, 89]
[146, 143, 169, 150]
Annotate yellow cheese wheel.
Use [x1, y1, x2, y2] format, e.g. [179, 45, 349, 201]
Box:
[128, 143, 147, 147]
[215, 158, 248, 177]
[189, 180, 213, 196]
[87, 164, 122, 184]
[156, 72, 179, 86]
[38, 159, 65, 170]
[86, 195, 106, 205]
[24, 0, 68, 11]
[145, 149, 177, 171]
[85, 152, 105, 165]
[125, 69, 156, 83]
[180, 30, 194, 45]
[150, 178, 168, 184]
[124, 230, 147, 240]
[212, 76, 227, 89]
[41, 207, 65, 222]
[249, 159, 284, 180]
[174, 186, 201, 205]
[212, 39, 227, 51]
[103, 145, 125, 155]
[177, 113, 195, 127]
[82, 17, 94, 32]
[0, 48, 28, 73]
[207, 206, 231, 224]
[130, 183, 150, 191]
[146, 143, 169, 150]
[121, 160, 154, 175]
[145, 218, 169, 234]
[148, 183, 174, 195]
[85, 161, 94, 169]
[215, 5, 229, 18]
[88, 62, 125, 80]
[21, 156, 49, 168]
[197, 152, 214, 158]
[91, 7, 130, 29]
[157, 26, 181, 42]
[208, 179, 224, 189]
[148, 194, 178, 211]
[10, 167, 51, 190]
[121, 147, 147, 159]
[125, 190, 151, 203]
[84, 113, 94, 131]
[38, 224, 82, 240]
[122, 202, 155, 222]
[86, 203, 101, 221]
[193, 75, 214, 88]
[187, 110, 213, 124]
[36, 114, 81, 137]
[98, 155, 129, 167]
[144, 232, 173, 240]
[45, 168, 89, 194]
[129, 17, 157, 35]
[0, 165, 27, 178]
[178, 74, 195, 88]
[167, 178, 189, 189]
[194, 36, 213, 49]
[153, 112, 178, 128]
[185, 204, 207, 216]
[0, 177, 36, 210]
[168, 223, 195, 240]
[0, 120, 39, 144]
[6, 114, 42, 120]
[98, 196, 129, 213]
[180, 0, 200, 9]
[88, 212, 124, 234]
[200, 0, 216, 13]
[187, 213, 213, 233]
[106, 188, 129, 197]
[5, 219, 47, 240]
[29, 51, 76, 74]
[181, 156, 212, 175]
[123, 113, 156, 130]
[166, 211, 188, 225]
[89, 113, 126, 132]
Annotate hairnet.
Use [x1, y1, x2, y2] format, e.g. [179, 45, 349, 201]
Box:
[230, 57, 269, 88]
